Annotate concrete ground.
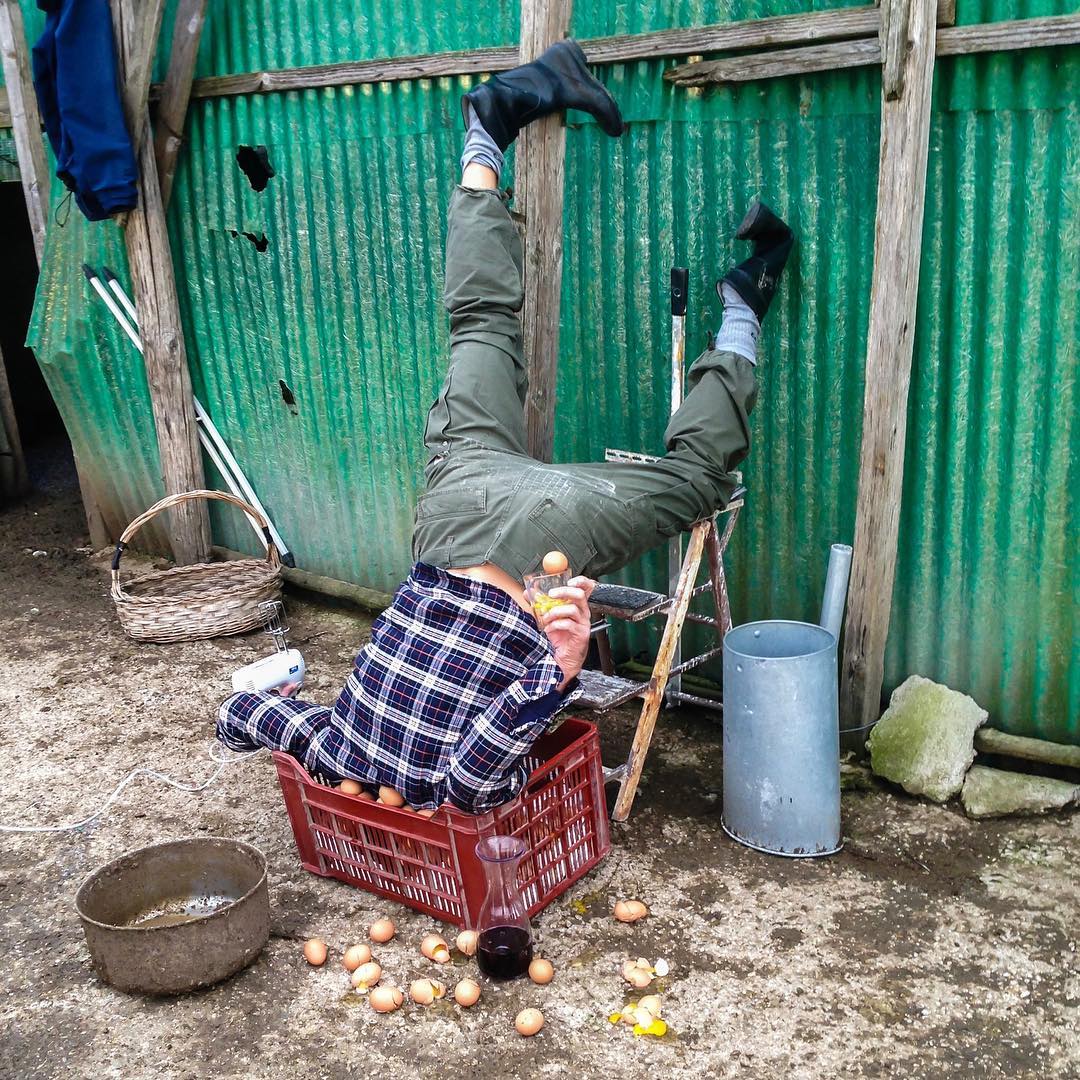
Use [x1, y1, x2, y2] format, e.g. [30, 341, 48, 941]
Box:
[2, 450, 1077, 1080]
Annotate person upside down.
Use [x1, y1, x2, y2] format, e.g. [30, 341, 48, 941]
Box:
[217, 40, 794, 814]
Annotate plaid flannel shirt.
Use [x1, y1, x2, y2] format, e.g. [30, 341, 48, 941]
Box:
[218, 563, 580, 813]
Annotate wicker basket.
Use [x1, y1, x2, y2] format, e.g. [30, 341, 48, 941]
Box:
[111, 490, 283, 643]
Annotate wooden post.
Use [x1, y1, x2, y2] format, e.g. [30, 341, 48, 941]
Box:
[0, 344, 28, 498]
[154, 0, 208, 209]
[518, 0, 572, 462]
[839, 0, 937, 746]
[0, 0, 47, 260]
[112, 0, 210, 563]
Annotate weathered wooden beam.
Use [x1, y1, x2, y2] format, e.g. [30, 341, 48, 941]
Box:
[113, 0, 210, 564]
[0, 0, 49, 260]
[584, 5, 879, 64]
[174, 6, 881, 102]
[518, 0, 572, 463]
[0, 342, 28, 499]
[0, 86, 9, 127]
[613, 520, 709, 821]
[666, 38, 879, 84]
[974, 728, 1080, 771]
[153, 0, 208, 209]
[213, 546, 393, 614]
[839, 0, 937, 744]
[664, 14, 1080, 85]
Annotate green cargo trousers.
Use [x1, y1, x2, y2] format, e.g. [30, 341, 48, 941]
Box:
[412, 185, 759, 583]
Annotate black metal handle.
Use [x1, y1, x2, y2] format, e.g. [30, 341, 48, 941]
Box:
[670, 267, 689, 317]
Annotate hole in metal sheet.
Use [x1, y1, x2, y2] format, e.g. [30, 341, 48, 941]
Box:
[279, 380, 296, 407]
[236, 145, 275, 192]
[229, 229, 270, 252]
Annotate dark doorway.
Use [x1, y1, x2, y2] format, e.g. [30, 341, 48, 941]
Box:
[0, 182, 64, 445]
[0, 180, 75, 501]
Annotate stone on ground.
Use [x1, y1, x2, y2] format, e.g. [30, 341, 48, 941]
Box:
[868, 675, 987, 802]
[961, 765, 1080, 819]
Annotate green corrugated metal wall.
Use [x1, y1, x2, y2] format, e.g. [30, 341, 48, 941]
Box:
[21, 0, 1078, 741]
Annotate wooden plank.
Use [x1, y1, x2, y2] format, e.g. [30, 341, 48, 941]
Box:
[665, 15, 1080, 85]
[583, 5, 879, 63]
[935, 14, 1080, 55]
[839, 0, 937, 745]
[182, 46, 518, 100]
[113, 0, 210, 564]
[0, 0, 49, 260]
[153, 0, 208, 209]
[162, 10, 1073, 103]
[613, 520, 708, 821]
[0, 86, 10, 128]
[0, 342, 28, 498]
[666, 38, 879, 86]
[518, 0, 572, 463]
[973, 728, 1080, 771]
[177, 7, 880, 102]
[213, 545, 393, 613]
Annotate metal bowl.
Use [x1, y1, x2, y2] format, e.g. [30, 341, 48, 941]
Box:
[75, 837, 269, 995]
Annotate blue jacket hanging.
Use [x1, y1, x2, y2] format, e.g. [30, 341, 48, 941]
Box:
[32, 0, 138, 222]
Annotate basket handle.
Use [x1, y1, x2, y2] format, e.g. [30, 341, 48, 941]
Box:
[111, 489, 281, 586]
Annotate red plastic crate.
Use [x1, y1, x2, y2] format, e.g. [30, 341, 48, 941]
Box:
[272, 717, 610, 927]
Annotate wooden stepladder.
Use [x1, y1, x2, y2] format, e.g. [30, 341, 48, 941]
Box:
[581, 496, 744, 822]
[576, 267, 745, 822]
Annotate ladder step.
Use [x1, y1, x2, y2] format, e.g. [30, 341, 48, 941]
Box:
[575, 669, 647, 711]
[589, 582, 669, 621]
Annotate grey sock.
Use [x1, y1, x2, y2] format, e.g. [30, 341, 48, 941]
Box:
[460, 104, 504, 181]
[714, 282, 760, 364]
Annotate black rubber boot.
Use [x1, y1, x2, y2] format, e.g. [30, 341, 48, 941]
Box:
[717, 200, 795, 321]
[461, 39, 624, 151]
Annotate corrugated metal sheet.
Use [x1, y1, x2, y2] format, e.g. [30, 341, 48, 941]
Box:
[168, 79, 482, 590]
[27, 190, 170, 549]
[24, 1, 1078, 741]
[0, 130, 20, 182]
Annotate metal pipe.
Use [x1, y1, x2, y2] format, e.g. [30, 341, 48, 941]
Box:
[666, 267, 689, 707]
[819, 542, 853, 642]
[93, 268, 295, 567]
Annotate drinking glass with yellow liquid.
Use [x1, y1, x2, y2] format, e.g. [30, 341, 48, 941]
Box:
[524, 551, 571, 621]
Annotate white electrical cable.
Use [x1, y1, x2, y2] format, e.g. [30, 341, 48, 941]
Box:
[0, 744, 266, 835]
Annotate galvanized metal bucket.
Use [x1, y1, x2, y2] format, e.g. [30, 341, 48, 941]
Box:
[722, 620, 842, 857]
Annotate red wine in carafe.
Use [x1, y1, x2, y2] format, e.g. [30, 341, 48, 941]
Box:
[477, 925, 533, 979]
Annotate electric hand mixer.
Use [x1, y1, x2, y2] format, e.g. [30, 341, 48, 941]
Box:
[230, 600, 306, 693]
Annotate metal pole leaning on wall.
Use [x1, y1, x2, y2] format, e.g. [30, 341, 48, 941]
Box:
[519, 0, 573, 463]
[839, 0, 937, 749]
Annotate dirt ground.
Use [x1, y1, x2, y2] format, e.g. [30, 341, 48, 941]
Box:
[2, 450, 1078, 1080]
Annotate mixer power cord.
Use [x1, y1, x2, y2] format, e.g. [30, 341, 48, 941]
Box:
[0, 744, 266, 834]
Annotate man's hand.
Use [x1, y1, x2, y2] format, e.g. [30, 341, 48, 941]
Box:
[539, 576, 597, 690]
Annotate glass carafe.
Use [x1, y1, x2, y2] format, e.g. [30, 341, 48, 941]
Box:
[475, 836, 534, 979]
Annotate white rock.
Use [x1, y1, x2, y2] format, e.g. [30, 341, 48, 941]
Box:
[868, 675, 987, 802]
[961, 765, 1080, 819]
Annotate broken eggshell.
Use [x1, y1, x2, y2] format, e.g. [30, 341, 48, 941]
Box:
[420, 933, 451, 963]
[343, 944, 372, 972]
[613, 899, 649, 923]
[408, 978, 446, 1005]
[369, 985, 404, 1013]
[455, 929, 479, 956]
